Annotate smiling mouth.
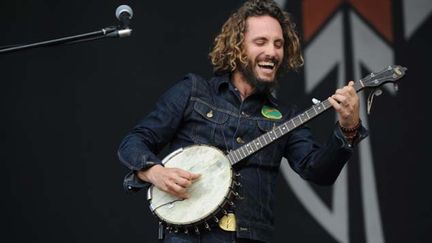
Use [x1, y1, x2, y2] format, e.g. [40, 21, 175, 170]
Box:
[257, 61, 276, 70]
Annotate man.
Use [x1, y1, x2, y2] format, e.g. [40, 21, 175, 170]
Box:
[118, 0, 367, 242]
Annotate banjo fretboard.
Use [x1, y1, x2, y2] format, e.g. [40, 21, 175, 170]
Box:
[226, 98, 334, 165]
[225, 64, 402, 165]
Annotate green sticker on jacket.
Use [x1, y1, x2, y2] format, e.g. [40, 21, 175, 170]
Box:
[261, 105, 282, 120]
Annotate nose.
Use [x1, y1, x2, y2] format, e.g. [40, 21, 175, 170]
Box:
[264, 43, 277, 58]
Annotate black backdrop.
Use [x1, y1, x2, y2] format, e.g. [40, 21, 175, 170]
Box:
[1, 1, 431, 243]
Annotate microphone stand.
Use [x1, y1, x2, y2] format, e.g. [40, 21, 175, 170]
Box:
[0, 26, 132, 54]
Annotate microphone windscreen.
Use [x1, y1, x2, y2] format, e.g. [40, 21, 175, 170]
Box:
[115, 5, 133, 20]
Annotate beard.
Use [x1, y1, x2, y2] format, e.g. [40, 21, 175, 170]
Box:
[238, 58, 281, 95]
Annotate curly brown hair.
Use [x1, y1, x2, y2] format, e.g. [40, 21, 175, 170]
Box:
[209, 0, 304, 75]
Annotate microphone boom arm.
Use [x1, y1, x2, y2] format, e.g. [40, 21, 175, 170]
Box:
[0, 26, 131, 54]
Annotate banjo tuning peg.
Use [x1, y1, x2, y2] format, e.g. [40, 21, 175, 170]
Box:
[373, 88, 383, 96]
[312, 98, 321, 104]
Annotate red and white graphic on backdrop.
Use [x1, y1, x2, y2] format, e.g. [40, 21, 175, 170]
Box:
[275, 0, 432, 242]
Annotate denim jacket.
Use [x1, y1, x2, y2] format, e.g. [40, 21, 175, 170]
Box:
[117, 73, 368, 242]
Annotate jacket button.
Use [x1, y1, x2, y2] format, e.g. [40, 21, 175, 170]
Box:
[236, 137, 245, 144]
[206, 110, 213, 118]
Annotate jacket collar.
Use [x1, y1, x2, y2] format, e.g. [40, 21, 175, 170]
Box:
[212, 73, 279, 107]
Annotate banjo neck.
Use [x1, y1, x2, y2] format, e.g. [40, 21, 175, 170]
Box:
[227, 65, 407, 165]
[226, 97, 333, 165]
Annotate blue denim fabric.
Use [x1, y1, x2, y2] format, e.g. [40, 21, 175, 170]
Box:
[164, 227, 263, 243]
[117, 73, 368, 242]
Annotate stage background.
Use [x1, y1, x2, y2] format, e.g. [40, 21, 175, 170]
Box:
[1, 0, 430, 242]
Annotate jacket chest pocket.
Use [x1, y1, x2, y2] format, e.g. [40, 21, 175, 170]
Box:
[190, 101, 229, 146]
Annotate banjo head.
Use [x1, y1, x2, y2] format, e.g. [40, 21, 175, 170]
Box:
[149, 145, 233, 226]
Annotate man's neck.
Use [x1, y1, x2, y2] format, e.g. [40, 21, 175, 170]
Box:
[231, 71, 255, 100]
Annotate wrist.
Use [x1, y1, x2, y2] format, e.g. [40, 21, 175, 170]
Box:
[339, 118, 361, 131]
[339, 119, 361, 144]
[136, 164, 163, 183]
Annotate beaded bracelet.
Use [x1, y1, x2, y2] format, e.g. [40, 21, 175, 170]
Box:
[340, 119, 361, 133]
[340, 119, 361, 144]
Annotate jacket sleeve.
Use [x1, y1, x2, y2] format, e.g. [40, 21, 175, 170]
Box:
[284, 121, 368, 186]
[117, 76, 193, 192]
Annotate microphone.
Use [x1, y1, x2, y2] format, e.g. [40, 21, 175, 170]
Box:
[115, 5, 133, 29]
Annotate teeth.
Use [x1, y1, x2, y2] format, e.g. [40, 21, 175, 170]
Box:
[258, 61, 275, 67]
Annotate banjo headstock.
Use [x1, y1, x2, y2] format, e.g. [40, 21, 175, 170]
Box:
[358, 65, 407, 91]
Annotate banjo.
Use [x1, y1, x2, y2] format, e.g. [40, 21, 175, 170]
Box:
[147, 65, 407, 233]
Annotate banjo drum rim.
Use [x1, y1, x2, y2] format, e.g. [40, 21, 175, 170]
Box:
[149, 144, 235, 227]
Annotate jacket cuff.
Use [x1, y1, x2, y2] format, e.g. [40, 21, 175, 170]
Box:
[123, 171, 149, 193]
[334, 122, 369, 148]
[123, 161, 163, 193]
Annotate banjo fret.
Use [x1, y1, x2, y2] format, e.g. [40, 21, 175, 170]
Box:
[227, 101, 331, 164]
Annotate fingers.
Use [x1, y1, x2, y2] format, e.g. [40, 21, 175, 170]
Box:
[168, 169, 201, 199]
[173, 176, 192, 188]
[329, 81, 360, 128]
[166, 180, 190, 199]
[150, 167, 200, 199]
[335, 84, 355, 98]
[331, 93, 349, 107]
[329, 95, 353, 118]
[189, 172, 201, 181]
[328, 96, 343, 111]
[331, 82, 358, 107]
[175, 168, 201, 181]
